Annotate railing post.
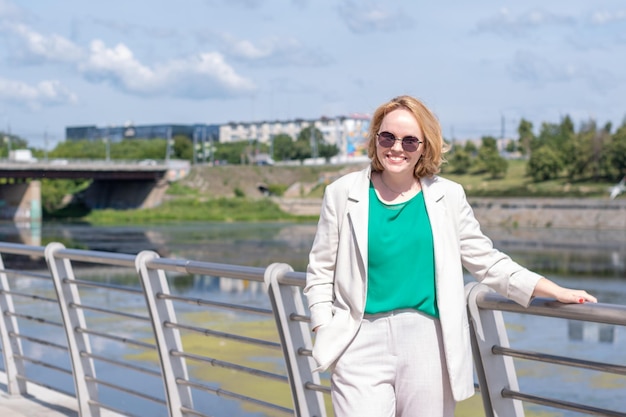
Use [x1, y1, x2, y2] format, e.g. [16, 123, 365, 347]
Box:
[45, 242, 100, 417]
[135, 250, 193, 417]
[465, 282, 525, 417]
[0, 253, 27, 395]
[264, 263, 327, 417]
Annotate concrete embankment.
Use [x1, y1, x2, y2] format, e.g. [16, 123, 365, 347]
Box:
[275, 197, 626, 230]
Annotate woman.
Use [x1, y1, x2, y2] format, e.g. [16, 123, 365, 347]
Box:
[304, 95, 596, 417]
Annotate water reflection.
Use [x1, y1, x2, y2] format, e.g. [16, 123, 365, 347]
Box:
[568, 321, 615, 343]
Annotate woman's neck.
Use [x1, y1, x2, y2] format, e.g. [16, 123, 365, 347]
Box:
[379, 172, 416, 196]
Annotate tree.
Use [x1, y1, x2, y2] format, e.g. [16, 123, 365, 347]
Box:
[0, 132, 28, 158]
[213, 141, 249, 165]
[318, 142, 339, 163]
[604, 121, 626, 181]
[475, 136, 508, 179]
[464, 140, 478, 156]
[297, 126, 323, 159]
[292, 138, 311, 164]
[448, 145, 472, 174]
[272, 134, 295, 161]
[527, 146, 564, 181]
[173, 135, 193, 160]
[517, 118, 534, 155]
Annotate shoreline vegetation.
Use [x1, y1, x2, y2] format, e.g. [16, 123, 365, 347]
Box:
[71, 161, 622, 225]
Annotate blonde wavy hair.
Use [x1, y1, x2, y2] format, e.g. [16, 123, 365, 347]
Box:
[367, 95, 448, 178]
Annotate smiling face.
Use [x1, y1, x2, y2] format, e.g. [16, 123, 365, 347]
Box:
[375, 108, 425, 178]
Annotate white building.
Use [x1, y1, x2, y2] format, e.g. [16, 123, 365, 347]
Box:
[218, 114, 371, 160]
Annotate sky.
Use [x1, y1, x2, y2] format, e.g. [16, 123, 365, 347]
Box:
[0, 0, 624, 150]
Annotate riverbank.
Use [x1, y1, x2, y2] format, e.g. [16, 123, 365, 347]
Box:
[273, 196, 626, 230]
[78, 163, 625, 229]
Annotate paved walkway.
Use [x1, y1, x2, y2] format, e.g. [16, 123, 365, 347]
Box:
[0, 378, 78, 417]
[0, 371, 84, 416]
[0, 372, 126, 417]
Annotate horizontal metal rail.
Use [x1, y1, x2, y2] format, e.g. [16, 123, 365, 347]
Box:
[63, 278, 144, 294]
[75, 327, 155, 350]
[147, 257, 267, 282]
[14, 355, 72, 375]
[158, 292, 273, 316]
[172, 350, 288, 383]
[69, 302, 150, 322]
[53, 248, 137, 266]
[0, 269, 51, 280]
[80, 351, 161, 378]
[85, 375, 166, 405]
[0, 289, 57, 303]
[6, 311, 63, 327]
[501, 388, 626, 417]
[166, 321, 281, 350]
[467, 282, 626, 417]
[478, 292, 626, 325]
[178, 378, 294, 416]
[10, 333, 67, 351]
[493, 345, 626, 375]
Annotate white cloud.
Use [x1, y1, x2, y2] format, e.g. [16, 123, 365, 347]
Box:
[590, 9, 626, 24]
[0, 77, 78, 108]
[219, 33, 333, 67]
[80, 40, 257, 98]
[337, 0, 414, 34]
[474, 8, 576, 36]
[2, 22, 83, 64]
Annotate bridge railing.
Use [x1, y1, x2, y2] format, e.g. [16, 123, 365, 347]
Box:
[466, 282, 626, 417]
[0, 241, 624, 417]
[0, 241, 328, 417]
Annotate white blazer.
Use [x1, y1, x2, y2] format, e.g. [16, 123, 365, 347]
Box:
[304, 166, 542, 402]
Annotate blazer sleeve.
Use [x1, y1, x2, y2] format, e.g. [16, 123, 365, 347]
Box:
[304, 185, 340, 330]
[453, 183, 542, 306]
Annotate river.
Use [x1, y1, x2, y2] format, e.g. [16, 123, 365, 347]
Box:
[0, 221, 624, 416]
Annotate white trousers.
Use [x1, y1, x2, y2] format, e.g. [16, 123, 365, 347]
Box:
[330, 309, 455, 417]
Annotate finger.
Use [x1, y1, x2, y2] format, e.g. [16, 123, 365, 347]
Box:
[576, 292, 597, 304]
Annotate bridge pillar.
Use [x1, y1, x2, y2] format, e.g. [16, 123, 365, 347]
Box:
[0, 180, 42, 222]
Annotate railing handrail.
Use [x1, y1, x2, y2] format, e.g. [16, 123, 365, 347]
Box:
[0, 241, 623, 417]
[466, 282, 626, 417]
[475, 290, 626, 326]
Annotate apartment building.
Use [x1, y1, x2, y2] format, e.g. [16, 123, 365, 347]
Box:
[66, 113, 371, 159]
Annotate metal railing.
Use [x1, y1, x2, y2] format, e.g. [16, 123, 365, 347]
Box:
[466, 282, 626, 417]
[0, 241, 624, 417]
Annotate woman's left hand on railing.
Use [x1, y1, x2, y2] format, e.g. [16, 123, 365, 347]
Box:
[533, 277, 598, 304]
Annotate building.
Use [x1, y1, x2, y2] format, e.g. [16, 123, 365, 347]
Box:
[66, 123, 219, 144]
[218, 114, 371, 160]
[65, 114, 372, 161]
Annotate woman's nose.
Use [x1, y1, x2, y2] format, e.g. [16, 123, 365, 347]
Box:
[391, 138, 404, 151]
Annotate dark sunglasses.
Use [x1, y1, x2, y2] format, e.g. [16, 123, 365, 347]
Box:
[376, 131, 422, 152]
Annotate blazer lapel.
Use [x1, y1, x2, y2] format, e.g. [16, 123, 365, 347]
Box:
[347, 167, 371, 273]
[421, 176, 447, 280]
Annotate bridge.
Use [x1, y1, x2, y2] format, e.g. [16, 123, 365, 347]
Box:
[0, 160, 190, 221]
[0, 241, 624, 417]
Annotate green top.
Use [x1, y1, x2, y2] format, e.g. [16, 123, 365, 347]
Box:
[366, 182, 438, 318]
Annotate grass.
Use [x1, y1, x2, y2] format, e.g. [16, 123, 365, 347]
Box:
[52, 161, 620, 225]
[442, 160, 614, 198]
[84, 196, 314, 224]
